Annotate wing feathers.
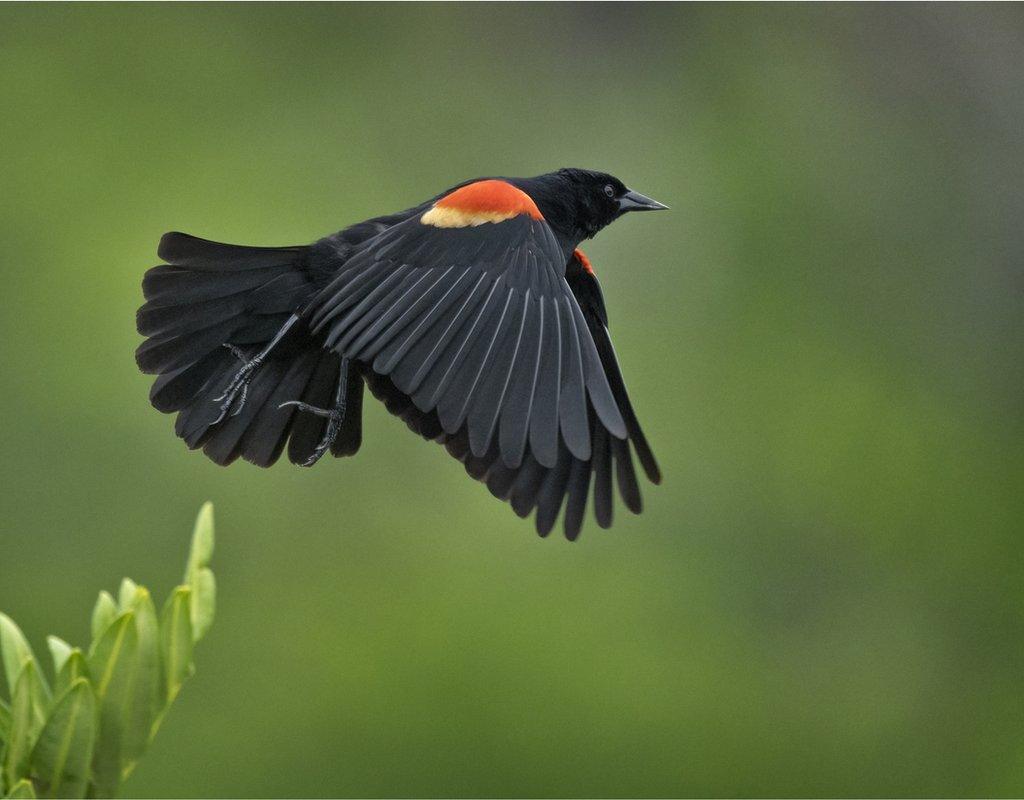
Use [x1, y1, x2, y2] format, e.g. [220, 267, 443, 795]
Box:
[509, 456, 546, 518]
[535, 447, 572, 537]
[436, 283, 512, 434]
[323, 265, 411, 348]
[498, 294, 541, 469]
[375, 266, 474, 375]
[292, 209, 657, 538]
[417, 277, 503, 415]
[468, 290, 529, 460]
[592, 422, 614, 529]
[563, 456, 591, 541]
[612, 436, 642, 514]
[355, 266, 457, 360]
[528, 297, 561, 469]
[391, 271, 487, 394]
[588, 320, 661, 485]
[568, 296, 627, 439]
[309, 259, 394, 331]
[558, 295, 591, 461]
[340, 267, 437, 354]
[464, 290, 524, 456]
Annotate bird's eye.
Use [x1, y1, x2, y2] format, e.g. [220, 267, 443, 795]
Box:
[604, 184, 615, 198]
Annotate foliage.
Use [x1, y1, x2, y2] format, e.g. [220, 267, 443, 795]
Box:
[0, 504, 216, 799]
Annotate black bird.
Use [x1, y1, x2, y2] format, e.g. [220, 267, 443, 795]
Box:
[136, 169, 666, 539]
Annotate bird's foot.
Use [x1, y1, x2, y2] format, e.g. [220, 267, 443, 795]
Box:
[279, 399, 347, 467]
[211, 345, 264, 424]
[209, 315, 301, 426]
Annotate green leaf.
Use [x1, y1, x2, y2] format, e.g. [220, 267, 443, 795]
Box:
[89, 592, 118, 646]
[0, 616, 50, 708]
[44, 639, 71, 683]
[182, 504, 215, 643]
[0, 697, 10, 744]
[189, 569, 216, 644]
[87, 613, 138, 798]
[184, 502, 215, 582]
[2, 663, 42, 787]
[4, 779, 36, 799]
[54, 654, 88, 699]
[117, 590, 159, 777]
[158, 587, 193, 710]
[30, 679, 95, 800]
[116, 580, 138, 614]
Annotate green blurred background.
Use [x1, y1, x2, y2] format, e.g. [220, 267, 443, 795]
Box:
[2, 3, 1022, 797]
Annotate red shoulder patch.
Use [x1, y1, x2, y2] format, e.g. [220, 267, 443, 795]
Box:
[437, 180, 543, 219]
[421, 180, 543, 228]
[574, 248, 595, 275]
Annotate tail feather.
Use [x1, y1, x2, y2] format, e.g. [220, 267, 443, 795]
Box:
[286, 353, 340, 464]
[138, 290, 252, 339]
[241, 349, 322, 467]
[136, 317, 240, 375]
[137, 232, 365, 467]
[149, 347, 232, 413]
[330, 363, 365, 458]
[141, 264, 283, 306]
[203, 357, 292, 466]
[157, 232, 306, 271]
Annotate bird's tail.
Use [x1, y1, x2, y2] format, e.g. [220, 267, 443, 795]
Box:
[136, 232, 363, 466]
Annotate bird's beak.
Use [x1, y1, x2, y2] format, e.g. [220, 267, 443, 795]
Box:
[617, 189, 669, 213]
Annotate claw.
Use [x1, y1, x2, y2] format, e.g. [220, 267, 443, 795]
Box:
[279, 359, 349, 467]
[223, 343, 250, 363]
[280, 400, 346, 466]
[211, 355, 263, 424]
[278, 400, 337, 418]
[230, 382, 249, 416]
[209, 314, 300, 427]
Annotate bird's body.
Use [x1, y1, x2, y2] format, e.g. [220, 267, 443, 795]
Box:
[136, 168, 665, 539]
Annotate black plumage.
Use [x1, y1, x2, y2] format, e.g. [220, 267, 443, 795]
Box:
[136, 168, 666, 539]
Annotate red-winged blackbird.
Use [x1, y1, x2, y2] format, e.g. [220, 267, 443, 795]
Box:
[137, 169, 666, 540]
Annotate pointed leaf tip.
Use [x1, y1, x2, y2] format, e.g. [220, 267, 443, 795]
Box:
[182, 503, 215, 644]
[1, 614, 50, 704]
[54, 651, 89, 698]
[45, 637, 72, 681]
[5, 779, 36, 799]
[90, 592, 118, 645]
[117, 579, 139, 612]
[159, 587, 193, 708]
[152, 586, 194, 741]
[185, 503, 215, 583]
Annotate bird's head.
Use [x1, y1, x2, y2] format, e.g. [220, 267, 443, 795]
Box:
[511, 168, 668, 245]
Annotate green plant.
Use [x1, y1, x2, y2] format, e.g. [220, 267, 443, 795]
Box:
[0, 503, 216, 799]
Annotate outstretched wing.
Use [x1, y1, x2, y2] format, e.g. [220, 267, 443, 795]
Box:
[565, 253, 661, 517]
[303, 180, 627, 471]
[467, 251, 660, 539]
[350, 250, 661, 540]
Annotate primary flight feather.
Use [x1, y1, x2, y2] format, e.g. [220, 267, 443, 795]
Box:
[136, 168, 666, 540]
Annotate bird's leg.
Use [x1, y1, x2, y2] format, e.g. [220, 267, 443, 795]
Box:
[279, 356, 350, 467]
[212, 314, 299, 424]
